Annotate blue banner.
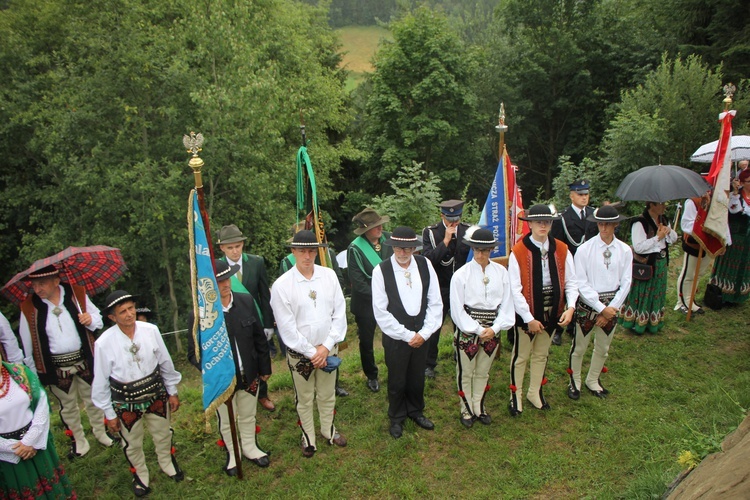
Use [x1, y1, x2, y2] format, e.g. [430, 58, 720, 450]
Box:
[479, 155, 509, 258]
[189, 191, 235, 413]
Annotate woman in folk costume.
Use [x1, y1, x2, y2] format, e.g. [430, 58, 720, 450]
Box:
[709, 170, 750, 304]
[450, 228, 515, 428]
[619, 202, 678, 334]
[1, 361, 76, 499]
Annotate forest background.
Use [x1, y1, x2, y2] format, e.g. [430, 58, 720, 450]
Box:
[1, 0, 749, 340]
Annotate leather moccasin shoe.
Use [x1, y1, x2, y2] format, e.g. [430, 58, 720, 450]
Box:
[366, 379, 380, 392]
[249, 455, 270, 468]
[224, 467, 238, 477]
[508, 403, 522, 417]
[588, 387, 607, 399]
[301, 445, 315, 458]
[389, 422, 403, 439]
[133, 482, 151, 497]
[568, 385, 580, 400]
[541, 402, 551, 410]
[259, 397, 276, 412]
[411, 415, 434, 430]
[327, 433, 347, 447]
[170, 470, 185, 482]
[551, 332, 562, 346]
[460, 415, 474, 428]
[335, 386, 349, 397]
[477, 414, 492, 425]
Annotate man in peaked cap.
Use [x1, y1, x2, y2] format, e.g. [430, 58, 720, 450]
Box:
[18, 264, 115, 458]
[550, 180, 599, 345]
[270, 230, 348, 457]
[421, 199, 471, 378]
[217, 223, 277, 411]
[187, 260, 272, 475]
[348, 207, 393, 393]
[92, 290, 183, 497]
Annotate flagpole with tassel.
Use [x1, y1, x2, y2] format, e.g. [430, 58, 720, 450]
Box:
[185, 133, 244, 479]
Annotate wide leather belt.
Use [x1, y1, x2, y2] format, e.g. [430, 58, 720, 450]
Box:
[51, 349, 85, 367]
[464, 305, 498, 328]
[542, 286, 554, 307]
[110, 368, 164, 406]
[577, 290, 618, 314]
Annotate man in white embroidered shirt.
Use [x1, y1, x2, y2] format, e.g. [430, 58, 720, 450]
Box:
[92, 290, 183, 497]
[567, 205, 632, 400]
[270, 230, 347, 458]
[371, 226, 443, 439]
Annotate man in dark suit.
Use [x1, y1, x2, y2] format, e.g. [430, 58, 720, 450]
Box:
[188, 260, 272, 476]
[550, 180, 599, 345]
[217, 224, 276, 411]
[421, 199, 471, 378]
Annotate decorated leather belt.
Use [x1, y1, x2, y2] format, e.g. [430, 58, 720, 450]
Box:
[0, 421, 31, 440]
[286, 348, 307, 360]
[51, 349, 85, 367]
[577, 290, 618, 315]
[654, 249, 667, 260]
[542, 286, 554, 308]
[110, 368, 165, 409]
[463, 305, 498, 328]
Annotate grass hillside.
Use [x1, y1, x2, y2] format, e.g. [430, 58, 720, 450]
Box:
[337, 25, 391, 91]
[57, 258, 749, 498]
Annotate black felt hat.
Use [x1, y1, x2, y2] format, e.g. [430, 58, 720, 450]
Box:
[463, 227, 498, 249]
[384, 226, 419, 248]
[586, 205, 628, 223]
[105, 290, 136, 313]
[214, 259, 240, 282]
[288, 230, 328, 248]
[518, 204, 561, 222]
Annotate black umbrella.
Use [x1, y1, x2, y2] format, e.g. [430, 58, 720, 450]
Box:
[615, 165, 711, 203]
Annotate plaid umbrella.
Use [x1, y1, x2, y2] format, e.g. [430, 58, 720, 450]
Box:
[1, 245, 127, 305]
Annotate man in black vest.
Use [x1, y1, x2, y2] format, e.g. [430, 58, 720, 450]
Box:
[19, 265, 115, 458]
[550, 180, 598, 345]
[188, 260, 272, 476]
[421, 200, 471, 378]
[371, 227, 443, 439]
[348, 208, 393, 392]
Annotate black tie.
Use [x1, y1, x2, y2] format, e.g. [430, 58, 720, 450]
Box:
[580, 209, 585, 220]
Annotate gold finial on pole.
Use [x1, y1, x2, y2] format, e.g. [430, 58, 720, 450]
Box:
[496, 103, 508, 159]
[723, 83, 736, 111]
[183, 131, 205, 188]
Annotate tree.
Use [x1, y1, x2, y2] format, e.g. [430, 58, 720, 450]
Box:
[360, 7, 484, 199]
[600, 54, 725, 197]
[370, 161, 442, 232]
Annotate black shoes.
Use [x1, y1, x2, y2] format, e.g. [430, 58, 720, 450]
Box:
[366, 379, 380, 392]
[460, 415, 474, 428]
[389, 422, 403, 439]
[568, 385, 581, 400]
[225, 467, 238, 477]
[335, 385, 349, 397]
[132, 481, 151, 497]
[411, 415, 435, 430]
[248, 455, 270, 468]
[551, 332, 562, 346]
[424, 367, 436, 379]
[588, 387, 607, 399]
[508, 402, 522, 417]
[477, 414, 492, 425]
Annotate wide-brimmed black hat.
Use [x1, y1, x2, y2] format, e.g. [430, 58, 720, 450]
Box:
[214, 259, 240, 282]
[586, 205, 628, 223]
[352, 208, 390, 235]
[105, 290, 136, 313]
[518, 204, 561, 222]
[384, 226, 419, 247]
[463, 227, 497, 249]
[288, 230, 328, 248]
[27, 265, 60, 279]
[216, 224, 247, 245]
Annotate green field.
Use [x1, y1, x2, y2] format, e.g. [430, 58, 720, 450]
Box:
[56, 259, 750, 498]
[336, 25, 392, 91]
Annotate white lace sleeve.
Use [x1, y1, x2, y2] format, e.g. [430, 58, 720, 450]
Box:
[20, 389, 50, 451]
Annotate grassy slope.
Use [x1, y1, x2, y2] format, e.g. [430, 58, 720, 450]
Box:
[336, 25, 391, 91]
[60, 259, 749, 499]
